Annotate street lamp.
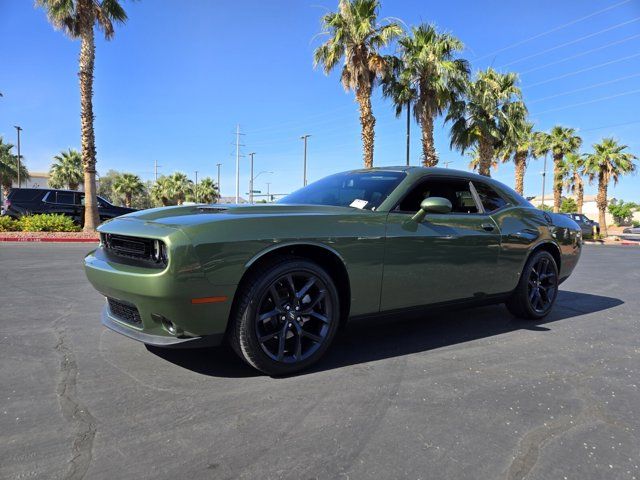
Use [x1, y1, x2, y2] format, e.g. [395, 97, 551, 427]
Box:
[300, 134, 311, 186]
[216, 163, 222, 198]
[14, 126, 22, 188]
[251, 170, 273, 203]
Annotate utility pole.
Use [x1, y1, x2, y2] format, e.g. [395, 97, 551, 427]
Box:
[14, 126, 22, 188]
[216, 163, 222, 198]
[541, 154, 548, 208]
[195, 170, 199, 203]
[405, 101, 410, 166]
[234, 124, 245, 204]
[300, 134, 311, 186]
[154, 159, 162, 181]
[248, 152, 256, 203]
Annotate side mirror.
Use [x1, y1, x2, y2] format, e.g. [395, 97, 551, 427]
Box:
[411, 196, 452, 223]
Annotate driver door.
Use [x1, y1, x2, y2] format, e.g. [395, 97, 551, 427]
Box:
[380, 175, 501, 311]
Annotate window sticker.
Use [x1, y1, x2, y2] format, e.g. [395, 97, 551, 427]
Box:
[349, 199, 368, 209]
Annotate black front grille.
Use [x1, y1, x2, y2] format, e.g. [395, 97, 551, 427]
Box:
[107, 298, 142, 327]
[101, 233, 166, 267]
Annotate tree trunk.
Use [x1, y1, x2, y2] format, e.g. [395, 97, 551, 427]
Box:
[79, 3, 99, 232]
[597, 170, 608, 237]
[478, 137, 493, 177]
[513, 150, 527, 195]
[420, 111, 437, 167]
[356, 88, 375, 168]
[125, 193, 132, 208]
[552, 153, 563, 213]
[1, 182, 10, 201]
[575, 174, 584, 214]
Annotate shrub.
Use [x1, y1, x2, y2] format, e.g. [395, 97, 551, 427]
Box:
[538, 204, 553, 212]
[0, 215, 19, 232]
[559, 198, 578, 213]
[17, 214, 81, 232]
[633, 220, 640, 228]
[608, 199, 639, 226]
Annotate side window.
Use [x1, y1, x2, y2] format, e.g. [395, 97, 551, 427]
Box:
[397, 177, 480, 214]
[55, 192, 76, 205]
[472, 182, 509, 213]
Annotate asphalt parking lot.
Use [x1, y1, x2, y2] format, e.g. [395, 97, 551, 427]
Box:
[1, 243, 638, 480]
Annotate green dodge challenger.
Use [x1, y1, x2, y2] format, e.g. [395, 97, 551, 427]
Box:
[85, 167, 582, 375]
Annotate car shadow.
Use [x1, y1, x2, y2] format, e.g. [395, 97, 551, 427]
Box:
[147, 290, 623, 378]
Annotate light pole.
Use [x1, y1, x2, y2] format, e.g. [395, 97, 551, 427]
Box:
[251, 171, 273, 203]
[266, 182, 271, 202]
[405, 101, 410, 166]
[248, 153, 256, 203]
[195, 171, 199, 203]
[14, 126, 22, 188]
[442, 160, 454, 168]
[216, 163, 222, 198]
[540, 154, 548, 208]
[300, 134, 311, 186]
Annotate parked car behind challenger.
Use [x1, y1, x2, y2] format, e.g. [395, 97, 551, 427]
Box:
[85, 167, 582, 375]
[3, 188, 136, 225]
[564, 213, 600, 238]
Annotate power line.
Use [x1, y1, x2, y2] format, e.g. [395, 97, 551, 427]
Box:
[581, 120, 640, 132]
[531, 88, 640, 115]
[474, 0, 632, 61]
[527, 72, 640, 104]
[498, 16, 640, 69]
[523, 52, 640, 88]
[519, 33, 640, 75]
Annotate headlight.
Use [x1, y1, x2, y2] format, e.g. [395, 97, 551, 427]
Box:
[151, 239, 167, 264]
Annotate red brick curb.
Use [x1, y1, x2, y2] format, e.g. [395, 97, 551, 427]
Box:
[0, 236, 99, 243]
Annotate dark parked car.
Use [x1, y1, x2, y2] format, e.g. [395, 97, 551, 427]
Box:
[2, 188, 136, 225]
[564, 213, 600, 238]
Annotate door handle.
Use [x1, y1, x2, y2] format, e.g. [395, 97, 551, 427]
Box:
[481, 223, 495, 232]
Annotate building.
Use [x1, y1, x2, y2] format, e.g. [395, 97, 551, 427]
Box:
[217, 196, 249, 204]
[528, 194, 640, 225]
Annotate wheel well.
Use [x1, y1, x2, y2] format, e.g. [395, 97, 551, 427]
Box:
[531, 242, 561, 271]
[237, 244, 351, 324]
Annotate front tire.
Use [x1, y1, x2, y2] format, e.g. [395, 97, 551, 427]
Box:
[506, 250, 559, 320]
[229, 256, 340, 375]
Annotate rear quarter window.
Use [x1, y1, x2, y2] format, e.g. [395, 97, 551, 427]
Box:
[472, 182, 509, 213]
[7, 189, 45, 202]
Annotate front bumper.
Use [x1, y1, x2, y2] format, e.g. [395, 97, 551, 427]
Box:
[85, 234, 237, 343]
[102, 304, 223, 348]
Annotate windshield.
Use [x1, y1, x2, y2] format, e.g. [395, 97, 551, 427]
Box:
[279, 170, 406, 210]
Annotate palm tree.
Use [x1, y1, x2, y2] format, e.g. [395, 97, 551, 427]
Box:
[0, 137, 29, 200]
[533, 126, 582, 213]
[467, 147, 499, 173]
[49, 149, 84, 190]
[37, 0, 128, 232]
[151, 176, 172, 207]
[314, 0, 402, 168]
[561, 153, 586, 213]
[393, 24, 469, 166]
[168, 172, 193, 206]
[499, 121, 537, 195]
[113, 173, 145, 208]
[448, 68, 527, 177]
[192, 177, 219, 204]
[583, 138, 637, 236]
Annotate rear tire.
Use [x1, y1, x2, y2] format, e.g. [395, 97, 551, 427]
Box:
[228, 256, 340, 376]
[506, 250, 559, 320]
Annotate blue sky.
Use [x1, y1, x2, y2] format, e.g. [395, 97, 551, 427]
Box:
[1, 0, 639, 200]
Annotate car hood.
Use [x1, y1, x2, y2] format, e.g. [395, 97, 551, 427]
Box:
[107, 203, 367, 228]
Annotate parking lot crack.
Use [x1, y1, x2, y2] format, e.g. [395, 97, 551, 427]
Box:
[54, 311, 97, 480]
